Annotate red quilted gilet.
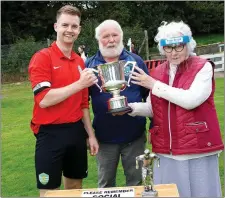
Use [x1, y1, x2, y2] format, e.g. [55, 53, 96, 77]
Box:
[149, 56, 224, 155]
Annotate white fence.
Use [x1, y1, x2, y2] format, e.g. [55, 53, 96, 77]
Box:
[200, 53, 224, 72]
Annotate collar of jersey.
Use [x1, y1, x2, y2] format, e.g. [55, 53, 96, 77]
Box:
[51, 41, 76, 60]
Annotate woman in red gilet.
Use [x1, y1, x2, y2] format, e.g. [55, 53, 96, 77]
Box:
[127, 21, 224, 197]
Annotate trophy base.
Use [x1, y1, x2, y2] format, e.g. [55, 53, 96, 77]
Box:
[142, 190, 158, 197]
[107, 106, 132, 114]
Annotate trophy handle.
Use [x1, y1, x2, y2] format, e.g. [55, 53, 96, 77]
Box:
[78, 66, 102, 92]
[95, 81, 103, 92]
[123, 61, 136, 87]
[90, 68, 102, 92]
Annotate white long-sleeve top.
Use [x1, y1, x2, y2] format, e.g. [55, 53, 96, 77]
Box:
[128, 61, 221, 160]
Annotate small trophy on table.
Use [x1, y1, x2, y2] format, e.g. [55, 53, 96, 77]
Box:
[136, 149, 160, 197]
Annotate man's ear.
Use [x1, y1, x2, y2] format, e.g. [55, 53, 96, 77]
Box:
[54, 23, 57, 32]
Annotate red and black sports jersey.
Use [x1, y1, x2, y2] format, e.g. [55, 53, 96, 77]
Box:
[28, 41, 89, 133]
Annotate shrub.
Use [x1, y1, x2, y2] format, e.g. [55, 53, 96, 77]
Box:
[1, 36, 47, 82]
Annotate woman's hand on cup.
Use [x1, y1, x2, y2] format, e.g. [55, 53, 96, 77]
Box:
[130, 66, 156, 90]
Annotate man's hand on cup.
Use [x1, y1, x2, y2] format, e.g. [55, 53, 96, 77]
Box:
[78, 68, 98, 88]
[112, 108, 133, 116]
[112, 112, 127, 116]
[130, 66, 156, 90]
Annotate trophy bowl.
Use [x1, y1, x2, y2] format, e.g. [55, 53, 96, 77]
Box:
[94, 60, 136, 114]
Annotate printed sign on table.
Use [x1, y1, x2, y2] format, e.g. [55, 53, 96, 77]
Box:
[81, 188, 135, 197]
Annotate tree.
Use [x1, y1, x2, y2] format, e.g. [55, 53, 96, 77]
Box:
[2, 1, 55, 44]
[1, 1, 224, 45]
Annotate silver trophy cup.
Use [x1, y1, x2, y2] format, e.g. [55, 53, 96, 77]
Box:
[94, 60, 136, 114]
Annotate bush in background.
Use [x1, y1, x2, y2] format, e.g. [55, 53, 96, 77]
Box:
[1, 36, 47, 83]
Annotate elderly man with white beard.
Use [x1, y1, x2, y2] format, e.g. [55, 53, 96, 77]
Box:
[85, 19, 149, 188]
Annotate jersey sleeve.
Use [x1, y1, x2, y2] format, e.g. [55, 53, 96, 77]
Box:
[28, 50, 52, 104]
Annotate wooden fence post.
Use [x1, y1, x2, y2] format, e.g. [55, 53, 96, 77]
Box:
[144, 30, 149, 60]
[138, 36, 146, 55]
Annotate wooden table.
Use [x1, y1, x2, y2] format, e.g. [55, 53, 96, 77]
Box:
[45, 183, 179, 197]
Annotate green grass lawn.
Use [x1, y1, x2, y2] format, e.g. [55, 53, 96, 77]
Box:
[1, 78, 224, 197]
[194, 34, 224, 46]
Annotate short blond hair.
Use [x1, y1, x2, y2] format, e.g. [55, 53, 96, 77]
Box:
[56, 5, 81, 21]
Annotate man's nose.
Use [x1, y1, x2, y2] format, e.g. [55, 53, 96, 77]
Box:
[108, 35, 115, 42]
[67, 26, 73, 32]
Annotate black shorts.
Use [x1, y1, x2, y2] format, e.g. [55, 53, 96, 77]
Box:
[35, 120, 88, 189]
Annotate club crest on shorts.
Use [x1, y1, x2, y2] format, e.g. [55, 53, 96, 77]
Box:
[39, 173, 49, 185]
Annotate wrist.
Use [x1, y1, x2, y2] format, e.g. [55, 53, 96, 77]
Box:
[75, 80, 84, 90]
[150, 79, 157, 89]
[127, 103, 136, 117]
[88, 133, 96, 138]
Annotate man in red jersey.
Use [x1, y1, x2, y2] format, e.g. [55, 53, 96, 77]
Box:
[28, 5, 99, 197]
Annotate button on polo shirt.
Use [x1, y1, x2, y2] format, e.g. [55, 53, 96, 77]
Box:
[28, 42, 89, 133]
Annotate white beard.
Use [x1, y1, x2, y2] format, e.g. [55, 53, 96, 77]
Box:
[99, 41, 124, 58]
